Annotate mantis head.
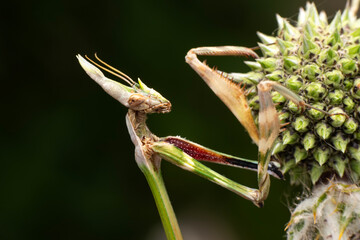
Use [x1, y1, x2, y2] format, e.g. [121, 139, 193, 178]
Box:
[77, 54, 171, 114]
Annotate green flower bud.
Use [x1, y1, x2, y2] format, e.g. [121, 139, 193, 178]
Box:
[256, 58, 278, 73]
[282, 159, 296, 174]
[318, 48, 339, 66]
[344, 84, 354, 97]
[324, 70, 344, 88]
[272, 139, 286, 154]
[266, 70, 284, 81]
[257, 32, 276, 44]
[286, 76, 303, 92]
[298, 7, 306, 27]
[315, 122, 333, 140]
[277, 38, 295, 56]
[331, 132, 349, 153]
[279, 110, 290, 123]
[329, 107, 346, 127]
[305, 82, 327, 101]
[292, 116, 310, 133]
[294, 146, 308, 163]
[288, 101, 302, 114]
[329, 11, 341, 33]
[343, 118, 358, 134]
[329, 154, 347, 177]
[351, 28, 360, 38]
[289, 166, 306, 185]
[313, 145, 331, 165]
[259, 43, 279, 57]
[354, 130, 360, 141]
[348, 142, 360, 161]
[244, 61, 262, 71]
[310, 163, 325, 184]
[248, 96, 259, 110]
[327, 89, 344, 105]
[338, 58, 358, 76]
[350, 159, 360, 175]
[326, 28, 342, 47]
[343, 96, 355, 113]
[283, 20, 300, 40]
[302, 132, 316, 150]
[301, 35, 320, 59]
[232, 72, 264, 84]
[350, 160, 360, 181]
[351, 78, 360, 99]
[272, 91, 286, 104]
[341, 7, 351, 24]
[284, 56, 301, 73]
[304, 21, 320, 38]
[319, 10, 328, 26]
[282, 129, 299, 145]
[302, 64, 321, 81]
[347, 44, 360, 57]
[307, 102, 326, 120]
[306, 3, 321, 25]
[277, 15, 300, 40]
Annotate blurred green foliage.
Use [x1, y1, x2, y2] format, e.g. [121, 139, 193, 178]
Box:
[1, 0, 346, 239]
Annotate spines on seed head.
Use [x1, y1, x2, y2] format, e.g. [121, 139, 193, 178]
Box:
[257, 32, 276, 44]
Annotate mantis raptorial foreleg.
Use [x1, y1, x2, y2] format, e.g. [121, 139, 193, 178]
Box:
[151, 79, 281, 207]
[185, 47, 286, 206]
[186, 46, 260, 145]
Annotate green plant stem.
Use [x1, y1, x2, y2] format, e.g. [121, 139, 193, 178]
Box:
[140, 165, 183, 240]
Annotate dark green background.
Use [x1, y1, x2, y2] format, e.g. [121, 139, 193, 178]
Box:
[2, 0, 347, 239]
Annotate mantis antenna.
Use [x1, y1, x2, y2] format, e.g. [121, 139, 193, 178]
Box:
[85, 54, 136, 86]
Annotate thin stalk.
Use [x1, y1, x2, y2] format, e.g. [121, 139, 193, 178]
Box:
[140, 165, 183, 240]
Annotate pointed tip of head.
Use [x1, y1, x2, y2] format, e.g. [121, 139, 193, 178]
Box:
[77, 54, 105, 81]
[76, 54, 84, 61]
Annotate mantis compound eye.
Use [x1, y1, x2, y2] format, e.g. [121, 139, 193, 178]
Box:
[128, 93, 146, 108]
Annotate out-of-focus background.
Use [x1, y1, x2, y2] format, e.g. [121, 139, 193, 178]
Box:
[1, 0, 348, 239]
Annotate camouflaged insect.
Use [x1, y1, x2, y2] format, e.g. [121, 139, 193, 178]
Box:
[79, 2, 360, 239]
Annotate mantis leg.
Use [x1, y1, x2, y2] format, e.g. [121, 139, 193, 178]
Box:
[152, 111, 280, 208]
[256, 81, 281, 203]
[185, 46, 260, 144]
[161, 136, 283, 180]
[152, 141, 263, 207]
[152, 86, 281, 207]
[260, 80, 347, 117]
[185, 47, 283, 206]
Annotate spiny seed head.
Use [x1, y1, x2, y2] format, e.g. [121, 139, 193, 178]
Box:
[243, 2, 360, 185]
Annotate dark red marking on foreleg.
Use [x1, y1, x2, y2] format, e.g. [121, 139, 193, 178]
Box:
[165, 137, 226, 163]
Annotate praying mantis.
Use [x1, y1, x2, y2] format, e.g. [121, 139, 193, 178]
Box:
[77, 1, 360, 239]
[77, 52, 287, 239]
[77, 46, 347, 238]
